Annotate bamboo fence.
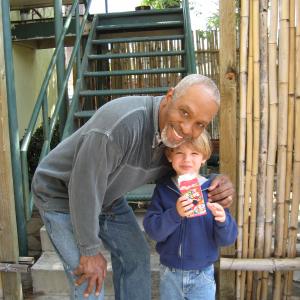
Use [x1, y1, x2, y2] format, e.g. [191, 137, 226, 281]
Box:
[237, 0, 300, 299]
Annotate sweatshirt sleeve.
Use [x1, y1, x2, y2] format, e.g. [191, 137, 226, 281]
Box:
[213, 208, 238, 247]
[143, 185, 182, 242]
[69, 132, 121, 256]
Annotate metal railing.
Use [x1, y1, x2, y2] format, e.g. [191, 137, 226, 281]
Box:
[182, 0, 196, 74]
[20, 0, 92, 223]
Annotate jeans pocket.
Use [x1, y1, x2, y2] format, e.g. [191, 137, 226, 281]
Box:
[201, 265, 215, 284]
[159, 264, 169, 280]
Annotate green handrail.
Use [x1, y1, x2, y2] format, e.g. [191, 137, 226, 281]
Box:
[182, 0, 196, 74]
[63, 16, 98, 139]
[1, 0, 28, 256]
[20, 0, 92, 220]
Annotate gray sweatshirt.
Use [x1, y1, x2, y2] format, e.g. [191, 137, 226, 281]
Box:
[32, 95, 171, 256]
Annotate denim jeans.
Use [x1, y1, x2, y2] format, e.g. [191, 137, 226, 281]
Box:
[41, 198, 151, 300]
[159, 264, 216, 300]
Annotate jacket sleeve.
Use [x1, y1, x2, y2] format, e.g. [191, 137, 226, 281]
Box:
[213, 208, 238, 247]
[143, 186, 182, 242]
[69, 132, 122, 256]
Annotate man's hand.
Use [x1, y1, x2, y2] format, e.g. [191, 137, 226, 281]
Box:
[208, 175, 235, 208]
[73, 253, 107, 298]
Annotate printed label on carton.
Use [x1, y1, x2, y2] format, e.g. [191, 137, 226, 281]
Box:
[178, 174, 207, 217]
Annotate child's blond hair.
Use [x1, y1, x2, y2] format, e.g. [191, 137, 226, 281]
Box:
[165, 130, 212, 161]
[190, 130, 212, 160]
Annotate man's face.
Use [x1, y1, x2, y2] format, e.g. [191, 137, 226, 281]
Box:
[159, 84, 219, 148]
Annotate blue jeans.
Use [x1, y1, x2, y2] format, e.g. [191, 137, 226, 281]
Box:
[41, 198, 151, 300]
[159, 264, 216, 300]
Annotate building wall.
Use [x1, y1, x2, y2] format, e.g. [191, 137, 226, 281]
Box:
[13, 44, 57, 137]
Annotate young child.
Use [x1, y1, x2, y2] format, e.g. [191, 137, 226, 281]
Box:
[143, 131, 238, 300]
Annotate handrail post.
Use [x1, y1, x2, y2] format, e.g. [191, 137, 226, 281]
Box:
[105, 0, 108, 13]
[182, 0, 196, 74]
[1, 0, 27, 256]
[55, 0, 67, 137]
[76, 3, 81, 80]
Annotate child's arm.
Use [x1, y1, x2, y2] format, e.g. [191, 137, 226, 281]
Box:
[143, 186, 183, 242]
[207, 202, 238, 247]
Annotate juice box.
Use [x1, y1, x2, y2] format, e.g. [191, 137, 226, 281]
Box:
[178, 174, 207, 217]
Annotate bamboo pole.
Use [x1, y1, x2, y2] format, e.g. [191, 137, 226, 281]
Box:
[283, 1, 296, 298]
[241, 2, 254, 297]
[253, 0, 268, 297]
[285, 1, 300, 299]
[274, 1, 289, 299]
[237, 1, 249, 299]
[221, 257, 300, 271]
[261, 0, 279, 298]
[246, 1, 260, 299]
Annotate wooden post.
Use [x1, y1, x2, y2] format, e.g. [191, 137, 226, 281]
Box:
[0, 4, 23, 299]
[219, 0, 237, 299]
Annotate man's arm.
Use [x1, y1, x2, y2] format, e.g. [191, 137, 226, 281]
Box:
[207, 174, 235, 208]
[69, 132, 121, 297]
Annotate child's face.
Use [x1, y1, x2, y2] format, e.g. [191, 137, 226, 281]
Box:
[166, 143, 206, 176]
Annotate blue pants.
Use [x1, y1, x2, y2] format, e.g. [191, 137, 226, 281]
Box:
[159, 264, 216, 300]
[41, 198, 151, 300]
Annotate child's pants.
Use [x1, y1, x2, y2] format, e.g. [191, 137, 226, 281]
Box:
[159, 264, 216, 300]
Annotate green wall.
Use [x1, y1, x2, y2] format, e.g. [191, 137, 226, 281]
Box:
[13, 44, 57, 137]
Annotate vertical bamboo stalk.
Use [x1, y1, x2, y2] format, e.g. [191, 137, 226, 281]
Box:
[241, 2, 254, 298]
[261, 0, 278, 296]
[237, 1, 249, 299]
[246, 1, 260, 299]
[274, 1, 289, 299]
[286, 1, 300, 298]
[253, 0, 268, 297]
[282, 0, 295, 264]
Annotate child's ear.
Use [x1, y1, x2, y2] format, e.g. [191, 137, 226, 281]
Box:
[201, 160, 207, 166]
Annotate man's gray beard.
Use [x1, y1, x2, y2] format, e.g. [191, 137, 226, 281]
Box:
[161, 125, 185, 148]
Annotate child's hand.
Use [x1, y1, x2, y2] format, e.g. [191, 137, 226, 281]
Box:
[176, 195, 194, 218]
[207, 202, 226, 223]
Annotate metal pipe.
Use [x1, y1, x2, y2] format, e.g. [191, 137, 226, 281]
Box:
[54, 0, 67, 137]
[1, 0, 27, 255]
[105, 0, 108, 13]
[76, 3, 81, 81]
[182, 0, 196, 74]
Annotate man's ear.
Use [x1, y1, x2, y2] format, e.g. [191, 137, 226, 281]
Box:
[163, 87, 175, 105]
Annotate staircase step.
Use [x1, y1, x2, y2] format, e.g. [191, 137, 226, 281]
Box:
[31, 250, 159, 299]
[84, 67, 186, 77]
[31, 251, 114, 296]
[96, 21, 183, 32]
[92, 34, 184, 44]
[88, 50, 185, 60]
[97, 8, 182, 20]
[79, 87, 169, 98]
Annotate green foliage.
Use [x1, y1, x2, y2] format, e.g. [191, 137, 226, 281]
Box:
[140, 0, 181, 9]
[20, 121, 60, 184]
[206, 12, 220, 31]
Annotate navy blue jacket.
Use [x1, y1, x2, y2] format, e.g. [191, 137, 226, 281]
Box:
[143, 177, 238, 270]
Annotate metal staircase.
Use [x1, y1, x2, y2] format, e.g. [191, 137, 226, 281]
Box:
[63, 5, 195, 136]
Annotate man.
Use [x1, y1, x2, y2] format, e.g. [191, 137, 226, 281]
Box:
[32, 74, 234, 299]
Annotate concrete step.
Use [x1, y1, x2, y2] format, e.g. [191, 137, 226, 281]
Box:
[31, 250, 160, 299]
